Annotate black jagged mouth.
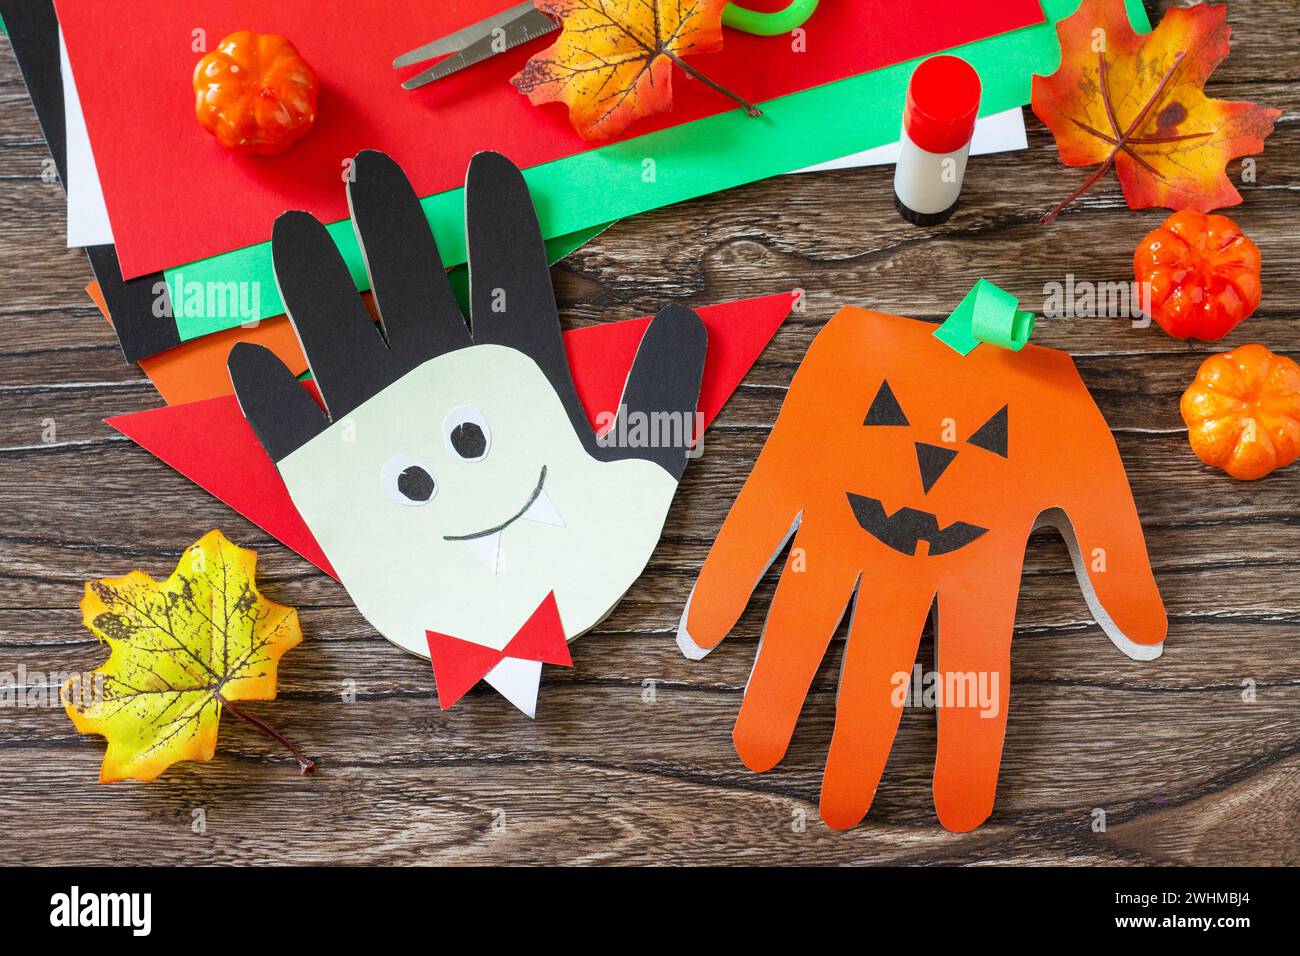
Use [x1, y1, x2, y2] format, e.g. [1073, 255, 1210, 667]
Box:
[846, 493, 987, 557]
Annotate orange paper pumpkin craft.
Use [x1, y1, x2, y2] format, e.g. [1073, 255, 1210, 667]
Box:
[679, 304, 1167, 832]
[1181, 344, 1300, 480]
[193, 31, 319, 155]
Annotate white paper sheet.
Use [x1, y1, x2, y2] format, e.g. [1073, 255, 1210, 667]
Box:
[794, 107, 1027, 173]
[61, 27, 114, 248]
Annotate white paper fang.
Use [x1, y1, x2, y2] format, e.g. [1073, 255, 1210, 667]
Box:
[463, 532, 502, 574]
[521, 489, 564, 527]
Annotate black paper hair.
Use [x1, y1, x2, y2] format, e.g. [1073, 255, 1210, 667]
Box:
[228, 150, 706, 480]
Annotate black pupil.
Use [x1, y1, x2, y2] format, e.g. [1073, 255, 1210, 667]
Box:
[397, 466, 435, 502]
[450, 422, 487, 460]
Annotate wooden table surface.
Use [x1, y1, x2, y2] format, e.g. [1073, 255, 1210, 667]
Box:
[1, 0, 1296, 866]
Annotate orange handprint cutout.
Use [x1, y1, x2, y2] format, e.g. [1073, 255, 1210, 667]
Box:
[678, 302, 1167, 832]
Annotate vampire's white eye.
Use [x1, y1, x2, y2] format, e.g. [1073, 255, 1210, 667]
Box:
[443, 405, 491, 462]
[380, 454, 437, 506]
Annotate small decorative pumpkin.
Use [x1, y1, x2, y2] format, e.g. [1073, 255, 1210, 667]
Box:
[1181, 344, 1300, 480]
[1134, 210, 1262, 341]
[193, 31, 318, 155]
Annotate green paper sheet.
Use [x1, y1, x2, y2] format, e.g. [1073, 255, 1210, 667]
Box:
[165, 0, 1150, 340]
[164, 221, 608, 340]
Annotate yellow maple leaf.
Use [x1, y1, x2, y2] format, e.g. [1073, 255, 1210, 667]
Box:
[63, 530, 309, 783]
[512, 0, 758, 141]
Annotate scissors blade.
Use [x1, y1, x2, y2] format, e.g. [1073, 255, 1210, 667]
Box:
[394, 0, 540, 68]
[401, 8, 558, 89]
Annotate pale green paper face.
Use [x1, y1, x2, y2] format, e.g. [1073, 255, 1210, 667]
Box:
[280, 344, 677, 656]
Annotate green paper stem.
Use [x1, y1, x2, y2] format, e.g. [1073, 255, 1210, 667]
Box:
[935, 279, 1035, 355]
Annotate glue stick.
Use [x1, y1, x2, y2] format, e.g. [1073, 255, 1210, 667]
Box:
[893, 55, 982, 226]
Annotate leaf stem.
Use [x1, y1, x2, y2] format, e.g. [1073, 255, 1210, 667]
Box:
[217, 693, 315, 775]
[663, 50, 762, 118]
[1040, 156, 1117, 225]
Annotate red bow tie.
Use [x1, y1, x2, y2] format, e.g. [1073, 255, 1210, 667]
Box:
[426, 592, 572, 709]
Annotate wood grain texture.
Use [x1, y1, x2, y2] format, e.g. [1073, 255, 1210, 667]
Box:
[0, 0, 1296, 866]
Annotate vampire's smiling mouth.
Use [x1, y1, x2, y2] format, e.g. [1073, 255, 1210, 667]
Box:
[444, 465, 557, 542]
[444, 465, 563, 574]
[846, 493, 987, 557]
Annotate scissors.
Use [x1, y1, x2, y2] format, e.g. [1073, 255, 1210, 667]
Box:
[395, 0, 820, 90]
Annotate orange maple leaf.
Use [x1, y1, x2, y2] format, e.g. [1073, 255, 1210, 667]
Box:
[512, 0, 759, 141]
[1032, 0, 1279, 223]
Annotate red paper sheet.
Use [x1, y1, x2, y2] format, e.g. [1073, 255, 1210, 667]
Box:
[58, 0, 1043, 279]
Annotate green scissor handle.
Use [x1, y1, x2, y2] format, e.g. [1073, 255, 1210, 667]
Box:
[723, 0, 819, 36]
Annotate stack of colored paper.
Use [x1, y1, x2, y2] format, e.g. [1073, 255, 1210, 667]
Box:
[10, 1, 1148, 374]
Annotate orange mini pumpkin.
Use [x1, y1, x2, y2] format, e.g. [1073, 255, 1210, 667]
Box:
[193, 31, 318, 155]
[1181, 344, 1300, 480]
[1134, 211, 1262, 341]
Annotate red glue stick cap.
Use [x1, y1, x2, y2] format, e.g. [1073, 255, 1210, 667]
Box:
[903, 55, 982, 154]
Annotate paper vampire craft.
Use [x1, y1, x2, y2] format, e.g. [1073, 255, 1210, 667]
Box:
[677, 297, 1168, 832]
[228, 150, 707, 717]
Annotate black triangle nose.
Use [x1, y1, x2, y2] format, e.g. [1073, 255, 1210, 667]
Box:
[915, 442, 958, 494]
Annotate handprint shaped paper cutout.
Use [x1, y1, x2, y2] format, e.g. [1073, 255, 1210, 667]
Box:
[229, 150, 707, 716]
[678, 300, 1167, 831]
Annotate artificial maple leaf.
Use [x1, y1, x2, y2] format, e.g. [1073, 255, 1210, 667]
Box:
[62, 530, 311, 783]
[1032, 0, 1279, 223]
[512, 0, 759, 141]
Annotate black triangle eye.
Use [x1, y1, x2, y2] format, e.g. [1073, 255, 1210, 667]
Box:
[864, 380, 909, 426]
[967, 405, 1008, 457]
